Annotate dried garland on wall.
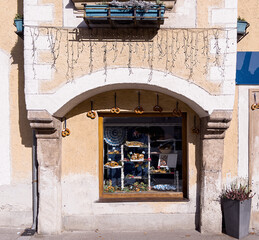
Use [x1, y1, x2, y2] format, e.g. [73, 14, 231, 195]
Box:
[27, 26, 230, 82]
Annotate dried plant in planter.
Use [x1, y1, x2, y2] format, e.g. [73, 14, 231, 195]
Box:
[221, 178, 255, 201]
[110, 0, 156, 11]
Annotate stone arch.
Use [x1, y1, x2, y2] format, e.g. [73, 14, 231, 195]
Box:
[26, 68, 234, 235]
[26, 68, 234, 118]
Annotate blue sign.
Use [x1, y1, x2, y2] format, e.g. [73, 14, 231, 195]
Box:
[236, 52, 259, 85]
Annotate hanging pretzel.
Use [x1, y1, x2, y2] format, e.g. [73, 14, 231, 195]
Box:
[61, 118, 70, 137]
[251, 104, 259, 110]
[251, 93, 259, 110]
[134, 91, 144, 114]
[172, 102, 182, 117]
[87, 101, 97, 119]
[134, 106, 144, 114]
[110, 92, 121, 114]
[153, 94, 163, 113]
[87, 111, 97, 119]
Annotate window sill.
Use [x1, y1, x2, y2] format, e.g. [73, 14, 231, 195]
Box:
[96, 197, 189, 203]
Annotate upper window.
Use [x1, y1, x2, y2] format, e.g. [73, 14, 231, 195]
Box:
[99, 113, 187, 200]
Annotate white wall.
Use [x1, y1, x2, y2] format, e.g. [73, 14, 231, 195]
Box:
[0, 49, 11, 185]
[238, 85, 250, 178]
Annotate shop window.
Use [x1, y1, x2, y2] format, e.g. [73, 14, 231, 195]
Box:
[99, 113, 187, 200]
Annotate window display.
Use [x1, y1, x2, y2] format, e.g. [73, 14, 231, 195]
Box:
[100, 115, 185, 198]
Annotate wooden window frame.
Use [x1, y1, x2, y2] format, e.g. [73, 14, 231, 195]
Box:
[98, 113, 187, 201]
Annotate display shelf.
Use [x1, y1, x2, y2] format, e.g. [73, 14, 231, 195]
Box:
[121, 159, 150, 162]
[150, 172, 174, 175]
[104, 134, 180, 193]
[125, 176, 146, 179]
[130, 159, 144, 162]
[124, 145, 148, 148]
[104, 165, 122, 169]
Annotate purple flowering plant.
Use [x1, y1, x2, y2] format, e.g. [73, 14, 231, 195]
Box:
[221, 179, 255, 201]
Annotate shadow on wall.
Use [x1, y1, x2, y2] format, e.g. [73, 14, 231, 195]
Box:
[72, 28, 158, 42]
[65, 0, 87, 28]
[188, 116, 201, 231]
[10, 0, 32, 148]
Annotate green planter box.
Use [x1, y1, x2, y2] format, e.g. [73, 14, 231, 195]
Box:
[84, 4, 165, 26]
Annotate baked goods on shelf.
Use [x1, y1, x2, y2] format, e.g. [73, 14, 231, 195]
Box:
[108, 149, 120, 154]
[105, 161, 119, 167]
[131, 153, 144, 161]
[150, 169, 167, 174]
[125, 141, 146, 147]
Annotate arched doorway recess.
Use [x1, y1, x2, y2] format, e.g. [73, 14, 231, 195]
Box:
[27, 69, 233, 234]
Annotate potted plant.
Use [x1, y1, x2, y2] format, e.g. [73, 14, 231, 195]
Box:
[14, 14, 23, 33]
[221, 178, 255, 239]
[237, 16, 249, 35]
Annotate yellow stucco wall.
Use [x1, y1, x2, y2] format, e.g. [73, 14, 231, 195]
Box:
[197, 0, 224, 28]
[238, 0, 259, 51]
[222, 87, 238, 184]
[0, 0, 32, 182]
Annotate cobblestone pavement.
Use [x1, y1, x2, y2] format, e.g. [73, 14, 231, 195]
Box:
[1, 228, 259, 240]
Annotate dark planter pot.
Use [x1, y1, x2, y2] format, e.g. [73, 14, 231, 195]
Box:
[222, 198, 252, 239]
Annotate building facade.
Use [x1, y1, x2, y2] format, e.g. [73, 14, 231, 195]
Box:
[1, 0, 258, 236]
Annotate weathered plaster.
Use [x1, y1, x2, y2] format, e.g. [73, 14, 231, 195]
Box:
[200, 111, 232, 233]
[61, 174, 198, 231]
[63, 213, 195, 231]
[28, 110, 62, 234]
[0, 183, 32, 227]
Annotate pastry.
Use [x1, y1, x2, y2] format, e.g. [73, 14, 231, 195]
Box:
[110, 107, 120, 114]
[87, 111, 97, 119]
[61, 128, 70, 137]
